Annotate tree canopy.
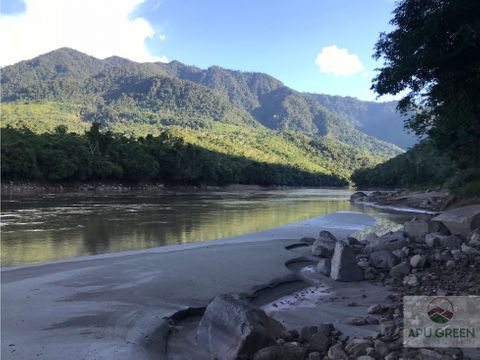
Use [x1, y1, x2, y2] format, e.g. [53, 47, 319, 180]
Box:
[372, 0, 480, 166]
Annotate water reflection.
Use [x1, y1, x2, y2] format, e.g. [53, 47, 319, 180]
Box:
[1, 189, 411, 267]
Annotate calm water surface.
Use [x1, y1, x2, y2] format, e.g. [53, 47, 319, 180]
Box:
[1, 188, 412, 267]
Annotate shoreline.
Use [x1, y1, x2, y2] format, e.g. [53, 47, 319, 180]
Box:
[0, 181, 349, 198]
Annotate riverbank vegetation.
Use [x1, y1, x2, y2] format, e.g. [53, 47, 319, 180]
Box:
[352, 0, 480, 195]
[1, 125, 347, 187]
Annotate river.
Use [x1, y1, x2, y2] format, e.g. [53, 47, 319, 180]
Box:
[0, 188, 413, 267]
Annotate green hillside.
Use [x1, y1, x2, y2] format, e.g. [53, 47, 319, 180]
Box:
[1, 48, 406, 185]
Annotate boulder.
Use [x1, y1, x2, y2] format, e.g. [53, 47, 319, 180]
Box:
[316, 258, 331, 276]
[404, 219, 429, 240]
[367, 304, 384, 315]
[461, 243, 480, 256]
[403, 274, 419, 286]
[369, 250, 399, 269]
[308, 332, 330, 353]
[364, 232, 407, 253]
[327, 343, 348, 359]
[330, 242, 364, 281]
[365, 232, 379, 242]
[299, 325, 318, 342]
[425, 232, 445, 247]
[441, 234, 463, 248]
[469, 228, 480, 242]
[374, 340, 389, 357]
[432, 205, 480, 237]
[345, 339, 373, 357]
[312, 231, 338, 257]
[409, 254, 426, 268]
[307, 352, 321, 360]
[392, 246, 410, 260]
[389, 262, 410, 279]
[253, 345, 307, 360]
[347, 317, 368, 326]
[427, 220, 450, 235]
[197, 294, 286, 360]
[351, 191, 368, 202]
[380, 320, 398, 338]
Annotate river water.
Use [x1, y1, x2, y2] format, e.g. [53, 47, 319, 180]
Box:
[1, 188, 413, 267]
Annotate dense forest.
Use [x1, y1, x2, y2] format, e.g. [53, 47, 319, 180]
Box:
[352, 0, 480, 195]
[0, 47, 409, 186]
[1, 124, 346, 187]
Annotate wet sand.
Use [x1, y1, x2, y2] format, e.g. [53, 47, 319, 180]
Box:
[1, 211, 385, 360]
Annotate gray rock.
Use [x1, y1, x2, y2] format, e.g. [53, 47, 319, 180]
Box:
[351, 191, 368, 202]
[357, 260, 370, 269]
[299, 325, 318, 342]
[197, 294, 286, 360]
[469, 227, 480, 242]
[312, 231, 338, 257]
[389, 261, 410, 279]
[441, 234, 463, 248]
[357, 356, 375, 360]
[253, 345, 307, 360]
[380, 320, 397, 338]
[369, 250, 399, 269]
[330, 242, 364, 281]
[365, 232, 379, 242]
[461, 243, 480, 256]
[347, 317, 368, 326]
[367, 304, 384, 314]
[404, 219, 429, 240]
[432, 205, 480, 236]
[347, 236, 360, 245]
[419, 348, 450, 359]
[403, 274, 419, 286]
[446, 260, 455, 268]
[409, 254, 426, 268]
[364, 232, 407, 253]
[327, 343, 348, 359]
[392, 246, 410, 259]
[345, 339, 372, 357]
[316, 258, 331, 276]
[300, 237, 316, 245]
[308, 332, 330, 353]
[317, 323, 335, 335]
[425, 232, 445, 247]
[307, 352, 321, 360]
[427, 220, 450, 235]
[374, 340, 389, 357]
[384, 352, 399, 360]
[451, 249, 462, 260]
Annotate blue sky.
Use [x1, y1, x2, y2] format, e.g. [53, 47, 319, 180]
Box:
[1, 0, 398, 101]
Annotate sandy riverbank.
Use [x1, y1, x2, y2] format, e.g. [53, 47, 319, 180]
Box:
[1, 211, 380, 360]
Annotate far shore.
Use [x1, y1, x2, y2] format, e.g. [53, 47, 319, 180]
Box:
[1, 180, 351, 198]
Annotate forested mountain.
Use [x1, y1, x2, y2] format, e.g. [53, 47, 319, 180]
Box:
[1, 48, 409, 185]
[306, 94, 417, 149]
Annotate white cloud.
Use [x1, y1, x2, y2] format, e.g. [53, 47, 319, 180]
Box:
[158, 34, 166, 41]
[0, 0, 168, 66]
[315, 45, 364, 76]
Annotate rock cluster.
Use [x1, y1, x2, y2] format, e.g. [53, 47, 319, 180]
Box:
[350, 190, 453, 212]
[311, 231, 364, 282]
[196, 215, 480, 359]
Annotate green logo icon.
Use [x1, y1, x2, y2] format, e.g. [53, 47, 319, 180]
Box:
[427, 297, 454, 323]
